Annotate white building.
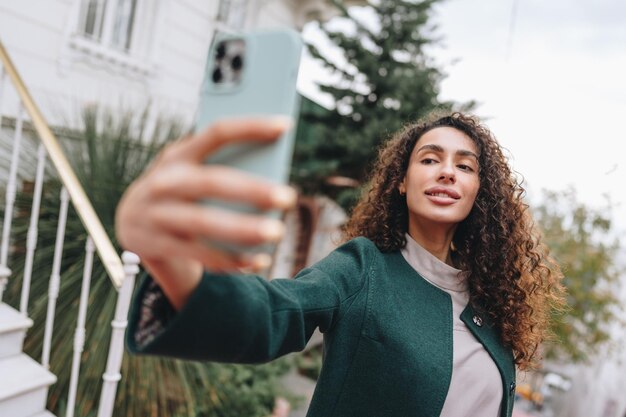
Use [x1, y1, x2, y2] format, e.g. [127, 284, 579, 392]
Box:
[0, 0, 347, 128]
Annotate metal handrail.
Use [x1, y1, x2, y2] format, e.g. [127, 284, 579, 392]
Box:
[0, 39, 125, 288]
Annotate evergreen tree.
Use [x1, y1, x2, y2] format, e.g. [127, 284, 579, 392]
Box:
[292, 0, 474, 210]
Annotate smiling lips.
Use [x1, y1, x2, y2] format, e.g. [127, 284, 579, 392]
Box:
[425, 187, 461, 201]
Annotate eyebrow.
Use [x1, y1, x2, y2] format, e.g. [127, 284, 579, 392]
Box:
[415, 144, 479, 161]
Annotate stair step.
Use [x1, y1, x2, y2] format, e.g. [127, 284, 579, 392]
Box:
[0, 303, 33, 359]
[0, 354, 56, 417]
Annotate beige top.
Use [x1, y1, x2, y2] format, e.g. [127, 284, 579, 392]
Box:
[401, 234, 503, 417]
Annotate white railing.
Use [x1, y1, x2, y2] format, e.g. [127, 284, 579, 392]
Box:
[0, 104, 23, 302]
[41, 187, 70, 369]
[19, 143, 46, 315]
[0, 39, 138, 417]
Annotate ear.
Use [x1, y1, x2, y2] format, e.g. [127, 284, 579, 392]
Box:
[398, 179, 406, 195]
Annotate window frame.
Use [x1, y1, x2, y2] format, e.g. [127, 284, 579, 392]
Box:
[66, 0, 159, 76]
[216, 0, 249, 30]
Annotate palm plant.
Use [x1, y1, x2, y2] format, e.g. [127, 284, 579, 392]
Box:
[4, 106, 294, 417]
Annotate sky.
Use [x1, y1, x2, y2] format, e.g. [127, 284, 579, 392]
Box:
[297, 0, 626, 235]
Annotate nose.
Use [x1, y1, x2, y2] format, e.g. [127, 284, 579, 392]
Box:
[439, 162, 456, 183]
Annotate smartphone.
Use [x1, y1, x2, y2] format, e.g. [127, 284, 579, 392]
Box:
[195, 29, 303, 251]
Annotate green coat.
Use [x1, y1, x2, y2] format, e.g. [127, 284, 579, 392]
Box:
[127, 237, 516, 417]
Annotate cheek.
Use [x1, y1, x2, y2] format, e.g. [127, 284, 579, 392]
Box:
[471, 184, 480, 203]
[464, 180, 480, 208]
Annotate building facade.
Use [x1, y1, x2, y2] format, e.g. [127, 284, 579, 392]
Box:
[0, 0, 341, 129]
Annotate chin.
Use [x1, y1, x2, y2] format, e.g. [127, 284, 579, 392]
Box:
[421, 210, 469, 226]
[408, 201, 472, 228]
[430, 217, 465, 226]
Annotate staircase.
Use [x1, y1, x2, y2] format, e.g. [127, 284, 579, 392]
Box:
[0, 303, 56, 417]
[0, 39, 140, 417]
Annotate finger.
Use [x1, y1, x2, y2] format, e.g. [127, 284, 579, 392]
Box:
[149, 165, 297, 210]
[175, 117, 293, 162]
[149, 203, 286, 246]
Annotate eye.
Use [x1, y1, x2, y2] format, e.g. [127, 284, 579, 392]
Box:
[420, 158, 438, 165]
[457, 164, 474, 172]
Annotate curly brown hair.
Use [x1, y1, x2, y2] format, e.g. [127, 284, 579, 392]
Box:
[343, 110, 565, 370]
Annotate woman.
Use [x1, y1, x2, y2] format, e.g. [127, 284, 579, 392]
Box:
[116, 111, 565, 417]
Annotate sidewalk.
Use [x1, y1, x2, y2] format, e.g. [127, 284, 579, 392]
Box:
[282, 330, 323, 416]
[281, 367, 317, 417]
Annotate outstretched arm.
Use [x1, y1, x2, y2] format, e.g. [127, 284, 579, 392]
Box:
[126, 238, 371, 363]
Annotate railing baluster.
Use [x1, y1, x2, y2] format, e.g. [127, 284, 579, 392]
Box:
[20, 143, 46, 315]
[66, 236, 95, 417]
[0, 66, 5, 122]
[42, 186, 70, 369]
[0, 104, 24, 302]
[97, 251, 140, 417]
[0, 66, 6, 301]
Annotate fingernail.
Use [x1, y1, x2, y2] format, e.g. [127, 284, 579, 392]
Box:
[272, 186, 297, 209]
[268, 116, 293, 130]
[259, 219, 285, 241]
[251, 253, 272, 271]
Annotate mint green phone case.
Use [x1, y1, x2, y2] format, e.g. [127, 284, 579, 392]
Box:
[196, 29, 302, 199]
[195, 29, 302, 253]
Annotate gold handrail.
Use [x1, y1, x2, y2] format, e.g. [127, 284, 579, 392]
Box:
[0, 39, 125, 289]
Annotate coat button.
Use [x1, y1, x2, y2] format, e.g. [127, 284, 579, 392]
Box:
[472, 315, 483, 327]
[509, 382, 516, 395]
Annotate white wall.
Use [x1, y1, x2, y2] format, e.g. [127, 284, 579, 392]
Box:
[0, 0, 334, 130]
[0, 0, 212, 127]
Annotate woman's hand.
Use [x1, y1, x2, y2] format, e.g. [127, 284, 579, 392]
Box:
[115, 117, 297, 309]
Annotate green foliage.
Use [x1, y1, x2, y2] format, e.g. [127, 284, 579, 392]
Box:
[292, 0, 474, 210]
[534, 189, 624, 362]
[5, 106, 294, 417]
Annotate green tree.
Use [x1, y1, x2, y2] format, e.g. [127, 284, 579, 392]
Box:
[534, 189, 623, 362]
[292, 0, 474, 210]
[5, 107, 294, 417]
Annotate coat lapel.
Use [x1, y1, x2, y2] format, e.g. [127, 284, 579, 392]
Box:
[461, 305, 516, 417]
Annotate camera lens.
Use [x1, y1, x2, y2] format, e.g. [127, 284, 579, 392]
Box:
[212, 67, 223, 83]
[231, 55, 243, 71]
[216, 43, 226, 60]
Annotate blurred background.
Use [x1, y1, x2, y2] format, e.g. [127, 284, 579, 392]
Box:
[0, 1, 623, 417]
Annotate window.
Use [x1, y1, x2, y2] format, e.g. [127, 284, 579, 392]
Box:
[68, 0, 160, 75]
[110, 0, 138, 51]
[78, 0, 139, 52]
[80, 0, 105, 40]
[217, 0, 249, 30]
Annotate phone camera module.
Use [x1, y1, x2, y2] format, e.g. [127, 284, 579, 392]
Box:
[231, 55, 243, 71]
[210, 38, 245, 86]
[212, 67, 223, 83]
[216, 43, 226, 60]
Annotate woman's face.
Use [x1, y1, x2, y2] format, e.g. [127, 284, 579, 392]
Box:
[400, 127, 480, 232]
